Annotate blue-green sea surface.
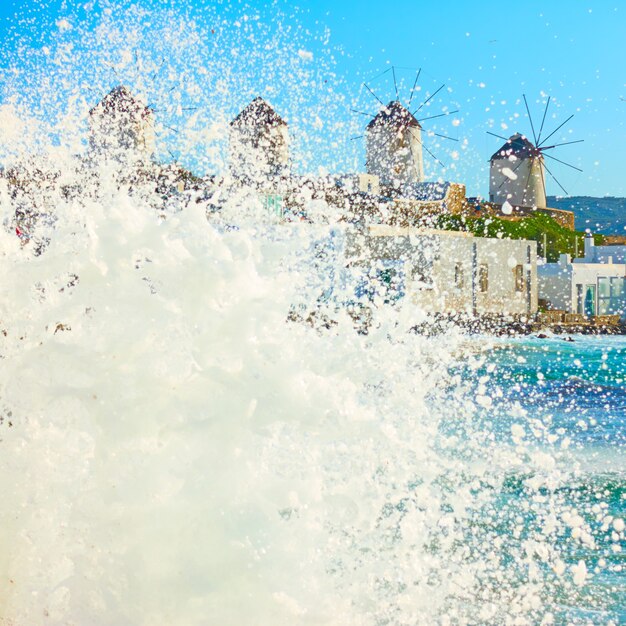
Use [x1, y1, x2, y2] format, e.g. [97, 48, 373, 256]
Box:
[446, 334, 625, 625]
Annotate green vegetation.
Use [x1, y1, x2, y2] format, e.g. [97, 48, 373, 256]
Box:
[435, 212, 603, 262]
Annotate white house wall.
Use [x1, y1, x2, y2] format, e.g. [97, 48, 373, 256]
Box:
[538, 256, 626, 316]
[537, 261, 573, 311]
[362, 227, 538, 316]
[591, 246, 626, 264]
[366, 125, 423, 187]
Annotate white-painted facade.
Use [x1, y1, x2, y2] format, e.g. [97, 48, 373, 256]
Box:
[538, 248, 626, 318]
[576, 234, 626, 265]
[348, 227, 538, 316]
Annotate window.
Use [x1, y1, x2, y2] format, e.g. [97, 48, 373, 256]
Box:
[598, 277, 626, 315]
[514, 264, 525, 292]
[371, 261, 406, 303]
[454, 263, 464, 289]
[584, 284, 596, 317]
[479, 264, 489, 293]
[263, 194, 284, 218]
[576, 284, 584, 314]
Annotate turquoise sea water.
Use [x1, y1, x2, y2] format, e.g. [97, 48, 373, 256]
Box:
[466, 335, 626, 624]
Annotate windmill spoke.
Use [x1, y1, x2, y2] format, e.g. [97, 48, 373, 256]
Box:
[487, 130, 511, 141]
[538, 114, 574, 147]
[392, 66, 399, 101]
[407, 68, 422, 108]
[497, 158, 524, 189]
[428, 132, 459, 142]
[409, 128, 445, 167]
[418, 109, 458, 123]
[536, 96, 550, 144]
[350, 135, 364, 141]
[523, 94, 538, 144]
[541, 139, 584, 150]
[412, 84, 445, 116]
[152, 57, 165, 81]
[364, 83, 385, 107]
[543, 161, 568, 195]
[103, 61, 121, 80]
[543, 152, 582, 172]
[368, 67, 392, 82]
[351, 108, 376, 119]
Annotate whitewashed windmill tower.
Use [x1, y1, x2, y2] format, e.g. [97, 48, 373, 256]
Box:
[229, 97, 289, 185]
[89, 85, 156, 161]
[488, 95, 582, 208]
[366, 101, 424, 187]
[489, 133, 546, 208]
[354, 68, 458, 192]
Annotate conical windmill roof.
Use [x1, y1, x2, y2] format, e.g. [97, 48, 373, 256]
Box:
[490, 133, 541, 161]
[90, 85, 152, 117]
[230, 97, 287, 128]
[366, 101, 421, 130]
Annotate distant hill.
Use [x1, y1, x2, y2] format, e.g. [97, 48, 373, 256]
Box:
[547, 196, 626, 235]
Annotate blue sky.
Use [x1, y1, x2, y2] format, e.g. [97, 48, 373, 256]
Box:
[0, 0, 624, 198]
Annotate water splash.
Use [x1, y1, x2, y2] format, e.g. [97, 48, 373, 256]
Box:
[0, 3, 622, 625]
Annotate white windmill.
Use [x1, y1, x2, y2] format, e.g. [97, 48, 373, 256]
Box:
[229, 97, 289, 186]
[89, 85, 156, 161]
[488, 95, 583, 209]
[352, 67, 458, 192]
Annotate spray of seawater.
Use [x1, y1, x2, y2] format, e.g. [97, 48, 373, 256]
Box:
[0, 2, 621, 625]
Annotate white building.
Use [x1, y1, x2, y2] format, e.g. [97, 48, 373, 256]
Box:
[576, 234, 626, 265]
[347, 227, 538, 317]
[229, 97, 289, 186]
[366, 101, 424, 189]
[489, 133, 546, 209]
[89, 86, 155, 161]
[538, 236, 626, 317]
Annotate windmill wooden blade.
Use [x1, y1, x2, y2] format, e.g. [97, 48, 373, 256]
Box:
[368, 67, 392, 82]
[543, 160, 568, 195]
[412, 84, 445, 116]
[392, 66, 399, 101]
[407, 68, 422, 108]
[487, 130, 511, 141]
[541, 139, 584, 150]
[418, 110, 458, 123]
[152, 57, 165, 81]
[543, 152, 582, 172]
[428, 132, 459, 142]
[409, 128, 445, 167]
[523, 94, 538, 144]
[351, 108, 376, 118]
[536, 96, 550, 144]
[364, 83, 385, 107]
[538, 114, 574, 147]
